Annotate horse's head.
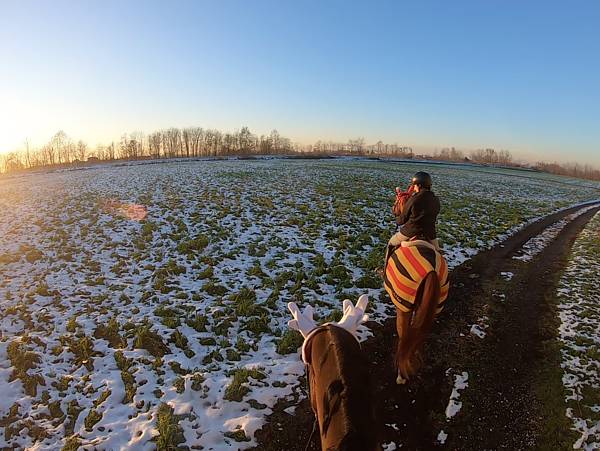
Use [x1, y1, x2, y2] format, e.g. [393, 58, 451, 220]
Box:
[287, 294, 370, 364]
[287, 296, 380, 450]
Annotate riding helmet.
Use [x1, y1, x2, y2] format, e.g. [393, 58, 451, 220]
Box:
[411, 171, 432, 189]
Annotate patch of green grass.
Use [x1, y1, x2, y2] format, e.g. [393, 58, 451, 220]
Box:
[226, 348, 241, 361]
[235, 336, 251, 353]
[84, 409, 102, 432]
[212, 318, 233, 337]
[191, 373, 206, 391]
[7, 341, 44, 396]
[114, 351, 136, 404]
[52, 375, 72, 392]
[247, 262, 266, 278]
[199, 337, 216, 346]
[69, 335, 95, 371]
[177, 235, 209, 255]
[155, 403, 185, 451]
[169, 329, 189, 351]
[133, 321, 170, 358]
[321, 309, 343, 323]
[242, 315, 271, 336]
[203, 280, 228, 297]
[174, 377, 185, 394]
[93, 390, 111, 408]
[197, 266, 214, 280]
[62, 435, 81, 451]
[534, 335, 579, 450]
[202, 350, 224, 364]
[230, 287, 268, 317]
[25, 248, 44, 263]
[355, 272, 381, 289]
[224, 367, 267, 402]
[141, 221, 158, 240]
[35, 282, 51, 297]
[276, 330, 304, 355]
[224, 429, 251, 442]
[154, 305, 181, 328]
[94, 317, 125, 348]
[48, 400, 64, 420]
[65, 399, 83, 436]
[187, 313, 208, 332]
[169, 361, 190, 376]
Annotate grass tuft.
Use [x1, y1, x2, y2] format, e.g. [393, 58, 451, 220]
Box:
[276, 330, 304, 355]
[224, 367, 267, 402]
[155, 403, 185, 451]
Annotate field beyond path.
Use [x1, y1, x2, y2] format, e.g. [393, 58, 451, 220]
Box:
[1, 159, 599, 449]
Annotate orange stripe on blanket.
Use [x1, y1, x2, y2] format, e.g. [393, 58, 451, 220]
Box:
[386, 266, 417, 298]
[409, 245, 435, 275]
[400, 246, 429, 279]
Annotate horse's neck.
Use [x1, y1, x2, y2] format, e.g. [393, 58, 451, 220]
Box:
[309, 326, 377, 450]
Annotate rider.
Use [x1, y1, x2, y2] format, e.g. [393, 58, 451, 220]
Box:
[385, 171, 440, 263]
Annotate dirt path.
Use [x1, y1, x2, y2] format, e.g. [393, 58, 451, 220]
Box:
[252, 201, 600, 451]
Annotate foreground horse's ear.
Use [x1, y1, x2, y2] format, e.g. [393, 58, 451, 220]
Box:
[287, 302, 317, 338]
[335, 294, 370, 336]
[356, 294, 368, 313]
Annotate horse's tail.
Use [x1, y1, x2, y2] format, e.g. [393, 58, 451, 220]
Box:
[396, 270, 440, 380]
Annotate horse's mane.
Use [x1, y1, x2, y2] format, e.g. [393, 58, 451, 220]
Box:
[311, 325, 378, 450]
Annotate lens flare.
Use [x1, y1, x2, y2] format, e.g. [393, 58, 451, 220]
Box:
[102, 199, 148, 221]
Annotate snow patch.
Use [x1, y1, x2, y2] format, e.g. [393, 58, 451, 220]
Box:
[445, 372, 469, 419]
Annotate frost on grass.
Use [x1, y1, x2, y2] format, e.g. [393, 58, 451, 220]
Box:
[0, 160, 598, 449]
[556, 211, 600, 451]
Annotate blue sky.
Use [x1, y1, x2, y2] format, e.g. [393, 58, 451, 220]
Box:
[1, 0, 598, 164]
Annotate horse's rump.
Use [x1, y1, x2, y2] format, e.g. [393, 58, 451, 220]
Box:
[383, 243, 449, 313]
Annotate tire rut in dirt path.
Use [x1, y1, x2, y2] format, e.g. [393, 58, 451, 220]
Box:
[251, 202, 600, 451]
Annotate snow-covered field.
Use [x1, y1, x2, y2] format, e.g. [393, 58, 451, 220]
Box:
[1, 159, 599, 449]
[556, 211, 600, 451]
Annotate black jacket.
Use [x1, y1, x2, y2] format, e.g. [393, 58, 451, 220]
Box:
[396, 190, 440, 240]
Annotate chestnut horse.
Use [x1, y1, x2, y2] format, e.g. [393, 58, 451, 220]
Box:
[383, 240, 449, 383]
[288, 297, 380, 451]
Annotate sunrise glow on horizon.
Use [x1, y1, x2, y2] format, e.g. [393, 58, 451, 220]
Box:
[1, 1, 599, 166]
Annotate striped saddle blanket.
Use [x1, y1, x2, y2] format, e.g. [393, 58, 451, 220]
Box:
[384, 240, 449, 314]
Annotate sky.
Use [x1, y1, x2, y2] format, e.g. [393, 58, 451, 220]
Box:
[1, 0, 599, 165]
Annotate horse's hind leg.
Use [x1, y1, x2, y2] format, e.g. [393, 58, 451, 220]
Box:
[395, 308, 410, 384]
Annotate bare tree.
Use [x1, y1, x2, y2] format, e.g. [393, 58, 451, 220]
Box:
[149, 132, 162, 158]
[182, 128, 192, 158]
[190, 127, 203, 157]
[164, 128, 182, 158]
[76, 140, 87, 161]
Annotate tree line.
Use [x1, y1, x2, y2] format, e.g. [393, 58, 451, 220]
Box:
[1, 128, 598, 181]
[431, 147, 514, 165]
[0, 127, 296, 173]
[534, 161, 600, 182]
